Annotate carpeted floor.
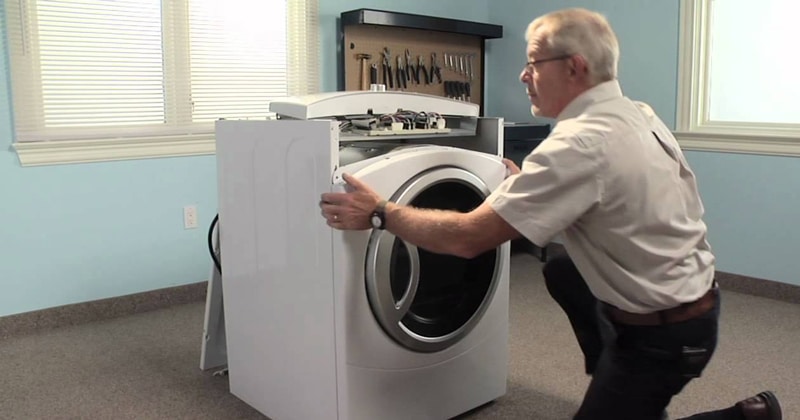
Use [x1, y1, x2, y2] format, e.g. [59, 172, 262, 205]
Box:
[1, 253, 797, 419]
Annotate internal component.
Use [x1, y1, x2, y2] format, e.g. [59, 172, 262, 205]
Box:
[342, 109, 449, 136]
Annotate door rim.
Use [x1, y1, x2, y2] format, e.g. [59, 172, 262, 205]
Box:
[364, 165, 503, 353]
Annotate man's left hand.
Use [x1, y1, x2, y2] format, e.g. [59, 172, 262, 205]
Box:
[319, 173, 382, 230]
[502, 158, 521, 177]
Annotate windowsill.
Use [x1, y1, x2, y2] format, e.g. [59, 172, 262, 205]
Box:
[12, 131, 798, 166]
[11, 134, 216, 166]
[674, 131, 800, 157]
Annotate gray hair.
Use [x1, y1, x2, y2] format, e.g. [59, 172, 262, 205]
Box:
[525, 8, 619, 84]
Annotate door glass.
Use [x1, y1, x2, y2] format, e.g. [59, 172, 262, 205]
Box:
[389, 181, 497, 337]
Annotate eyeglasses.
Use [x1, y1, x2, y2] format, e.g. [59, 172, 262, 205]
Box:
[523, 54, 572, 73]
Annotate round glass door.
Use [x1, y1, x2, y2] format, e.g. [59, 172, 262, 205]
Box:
[365, 166, 503, 353]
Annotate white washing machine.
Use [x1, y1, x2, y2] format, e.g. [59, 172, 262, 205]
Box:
[207, 92, 509, 420]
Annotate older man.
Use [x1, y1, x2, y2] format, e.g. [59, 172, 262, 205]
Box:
[320, 8, 781, 420]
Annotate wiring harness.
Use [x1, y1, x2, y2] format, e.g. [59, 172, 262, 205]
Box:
[341, 109, 446, 133]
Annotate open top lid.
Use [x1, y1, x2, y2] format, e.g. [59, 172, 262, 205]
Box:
[269, 91, 480, 120]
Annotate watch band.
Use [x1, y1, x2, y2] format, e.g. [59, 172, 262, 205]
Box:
[371, 200, 388, 230]
[374, 199, 387, 214]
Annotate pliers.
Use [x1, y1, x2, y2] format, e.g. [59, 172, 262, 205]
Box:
[417, 55, 430, 85]
[396, 55, 407, 89]
[405, 49, 414, 84]
[382, 47, 393, 89]
[430, 52, 443, 84]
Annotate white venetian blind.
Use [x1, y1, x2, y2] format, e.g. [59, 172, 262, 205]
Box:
[36, 0, 165, 128]
[185, 0, 286, 122]
[6, 0, 319, 143]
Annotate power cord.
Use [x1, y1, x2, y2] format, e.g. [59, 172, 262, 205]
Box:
[208, 213, 221, 272]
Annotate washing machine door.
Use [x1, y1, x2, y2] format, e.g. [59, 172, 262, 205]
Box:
[365, 166, 502, 353]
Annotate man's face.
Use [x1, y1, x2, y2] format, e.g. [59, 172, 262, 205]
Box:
[519, 35, 573, 118]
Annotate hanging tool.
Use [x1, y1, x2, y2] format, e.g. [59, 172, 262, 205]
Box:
[458, 82, 467, 101]
[355, 53, 371, 91]
[396, 55, 407, 90]
[445, 81, 456, 99]
[370, 63, 378, 85]
[405, 49, 413, 84]
[430, 53, 443, 84]
[417, 55, 429, 85]
[382, 47, 393, 89]
[409, 56, 419, 85]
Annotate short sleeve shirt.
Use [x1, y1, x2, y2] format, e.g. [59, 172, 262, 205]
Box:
[488, 80, 715, 313]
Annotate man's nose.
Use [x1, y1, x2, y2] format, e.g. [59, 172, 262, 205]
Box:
[519, 68, 529, 83]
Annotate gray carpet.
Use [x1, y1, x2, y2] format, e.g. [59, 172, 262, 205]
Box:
[1, 253, 797, 419]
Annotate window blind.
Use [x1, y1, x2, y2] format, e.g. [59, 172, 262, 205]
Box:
[6, 0, 319, 143]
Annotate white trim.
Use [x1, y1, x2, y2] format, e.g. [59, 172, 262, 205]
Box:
[675, 131, 800, 157]
[12, 134, 215, 166]
[676, 0, 800, 157]
[676, 0, 706, 132]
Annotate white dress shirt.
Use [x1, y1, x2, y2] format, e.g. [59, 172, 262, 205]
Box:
[489, 80, 715, 313]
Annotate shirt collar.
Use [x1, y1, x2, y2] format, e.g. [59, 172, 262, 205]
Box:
[556, 79, 623, 122]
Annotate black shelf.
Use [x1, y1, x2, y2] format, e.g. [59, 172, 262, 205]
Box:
[340, 9, 502, 39]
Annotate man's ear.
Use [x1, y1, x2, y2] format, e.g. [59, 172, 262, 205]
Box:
[569, 55, 589, 78]
[565, 55, 578, 76]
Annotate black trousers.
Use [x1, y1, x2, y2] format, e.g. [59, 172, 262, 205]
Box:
[543, 254, 737, 420]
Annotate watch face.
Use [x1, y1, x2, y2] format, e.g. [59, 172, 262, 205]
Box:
[371, 214, 382, 228]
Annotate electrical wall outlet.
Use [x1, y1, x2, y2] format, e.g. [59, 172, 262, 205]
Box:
[184, 205, 198, 229]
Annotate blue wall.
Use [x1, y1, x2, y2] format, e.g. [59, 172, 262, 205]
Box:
[486, 1, 679, 127]
[1, 0, 797, 317]
[1, 9, 217, 316]
[686, 152, 800, 282]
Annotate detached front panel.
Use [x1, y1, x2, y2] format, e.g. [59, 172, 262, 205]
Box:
[215, 120, 340, 420]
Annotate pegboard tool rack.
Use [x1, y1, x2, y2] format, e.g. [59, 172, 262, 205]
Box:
[338, 9, 503, 114]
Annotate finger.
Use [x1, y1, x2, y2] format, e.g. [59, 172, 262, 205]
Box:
[342, 173, 366, 190]
[326, 216, 343, 229]
[320, 192, 343, 204]
[323, 211, 336, 222]
[502, 158, 521, 175]
[320, 201, 338, 215]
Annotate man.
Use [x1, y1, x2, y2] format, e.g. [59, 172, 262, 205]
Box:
[319, 7, 782, 420]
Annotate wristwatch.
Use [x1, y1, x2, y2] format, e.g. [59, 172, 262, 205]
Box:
[370, 200, 388, 230]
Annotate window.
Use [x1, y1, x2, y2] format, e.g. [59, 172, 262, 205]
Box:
[5, 0, 319, 166]
[676, 0, 800, 156]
